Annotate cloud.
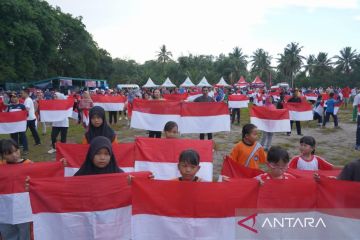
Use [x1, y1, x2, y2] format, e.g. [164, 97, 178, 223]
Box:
[354, 15, 360, 20]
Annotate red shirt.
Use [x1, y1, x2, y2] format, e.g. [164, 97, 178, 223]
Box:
[289, 155, 333, 170]
[255, 172, 296, 181]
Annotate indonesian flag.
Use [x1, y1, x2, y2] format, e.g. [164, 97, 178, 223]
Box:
[305, 93, 318, 101]
[228, 95, 249, 109]
[0, 162, 64, 224]
[39, 98, 74, 122]
[130, 99, 181, 131]
[56, 142, 135, 176]
[250, 106, 291, 132]
[0, 111, 27, 134]
[29, 172, 151, 240]
[70, 108, 79, 120]
[269, 92, 281, 102]
[134, 137, 213, 181]
[163, 93, 188, 101]
[284, 102, 313, 121]
[186, 91, 215, 102]
[91, 95, 126, 111]
[334, 101, 343, 115]
[180, 102, 230, 134]
[82, 109, 90, 126]
[132, 178, 360, 240]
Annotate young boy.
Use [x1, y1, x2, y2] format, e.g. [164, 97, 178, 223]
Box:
[230, 123, 267, 169]
[174, 149, 202, 182]
[322, 92, 341, 128]
[255, 146, 296, 182]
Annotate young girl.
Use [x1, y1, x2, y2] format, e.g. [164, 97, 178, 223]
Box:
[82, 106, 117, 144]
[255, 146, 296, 183]
[0, 139, 32, 164]
[75, 136, 124, 176]
[164, 121, 179, 139]
[174, 149, 202, 182]
[230, 123, 267, 169]
[289, 136, 334, 170]
[48, 92, 69, 154]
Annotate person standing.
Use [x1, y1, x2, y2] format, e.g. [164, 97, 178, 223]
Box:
[354, 92, 360, 150]
[287, 89, 302, 136]
[194, 87, 215, 140]
[21, 89, 41, 145]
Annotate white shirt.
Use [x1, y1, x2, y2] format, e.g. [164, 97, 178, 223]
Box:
[24, 97, 36, 120]
[52, 118, 69, 128]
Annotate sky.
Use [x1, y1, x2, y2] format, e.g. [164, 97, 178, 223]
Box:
[46, 0, 360, 65]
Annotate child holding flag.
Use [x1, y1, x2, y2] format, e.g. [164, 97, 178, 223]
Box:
[163, 121, 179, 139]
[174, 149, 203, 182]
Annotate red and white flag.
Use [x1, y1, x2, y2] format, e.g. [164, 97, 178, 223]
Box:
[228, 95, 249, 109]
[29, 172, 150, 240]
[0, 111, 27, 134]
[56, 142, 135, 176]
[284, 102, 314, 121]
[130, 99, 181, 131]
[162, 93, 188, 101]
[132, 178, 360, 240]
[305, 93, 318, 101]
[91, 95, 126, 111]
[131, 178, 259, 240]
[250, 106, 291, 132]
[134, 137, 213, 181]
[0, 162, 63, 224]
[180, 102, 230, 133]
[39, 98, 74, 122]
[334, 101, 343, 115]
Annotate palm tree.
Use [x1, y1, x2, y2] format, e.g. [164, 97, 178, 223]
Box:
[229, 47, 248, 83]
[304, 54, 316, 77]
[314, 52, 333, 77]
[250, 48, 272, 82]
[156, 44, 172, 64]
[334, 47, 358, 74]
[277, 42, 305, 88]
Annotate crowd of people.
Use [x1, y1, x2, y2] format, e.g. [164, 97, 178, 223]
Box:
[0, 84, 359, 239]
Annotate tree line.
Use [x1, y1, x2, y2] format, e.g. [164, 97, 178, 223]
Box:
[1, 0, 359, 88]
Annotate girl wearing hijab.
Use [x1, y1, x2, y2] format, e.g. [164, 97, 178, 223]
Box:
[82, 106, 117, 144]
[75, 136, 123, 176]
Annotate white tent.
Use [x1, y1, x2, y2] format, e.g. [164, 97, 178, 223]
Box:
[215, 77, 230, 87]
[197, 76, 212, 87]
[142, 77, 158, 88]
[180, 77, 195, 87]
[161, 77, 176, 88]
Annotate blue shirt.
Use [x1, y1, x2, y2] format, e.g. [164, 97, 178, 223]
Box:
[326, 98, 341, 113]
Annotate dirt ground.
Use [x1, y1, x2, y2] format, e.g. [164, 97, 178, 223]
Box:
[3, 106, 358, 180]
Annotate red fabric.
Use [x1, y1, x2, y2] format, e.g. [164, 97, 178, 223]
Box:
[0, 111, 27, 123]
[221, 156, 264, 178]
[250, 105, 289, 120]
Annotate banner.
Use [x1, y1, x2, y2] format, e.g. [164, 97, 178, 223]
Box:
[91, 95, 126, 111]
[134, 137, 213, 181]
[0, 162, 64, 224]
[131, 99, 230, 133]
[284, 102, 313, 121]
[0, 111, 27, 134]
[250, 106, 291, 132]
[39, 98, 74, 122]
[29, 172, 150, 240]
[56, 142, 135, 176]
[228, 95, 249, 109]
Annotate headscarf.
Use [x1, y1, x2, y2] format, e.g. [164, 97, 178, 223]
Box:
[85, 106, 116, 143]
[74, 136, 123, 176]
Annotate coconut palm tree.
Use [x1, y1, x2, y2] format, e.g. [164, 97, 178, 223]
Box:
[314, 52, 333, 77]
[334, 47, 358, 74]
[156, 44, 172, 64]
[229, 47, 248, 83]
[250, 48, 272, 81]
[304, 54, 316, 77]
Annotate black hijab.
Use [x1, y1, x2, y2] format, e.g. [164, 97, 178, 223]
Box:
[74, 136, 123, 176]
[85, 106, 116, 143]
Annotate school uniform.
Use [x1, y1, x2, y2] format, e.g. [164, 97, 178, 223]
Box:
[230, 141, 267, 169]
[289, 155, 334, 171]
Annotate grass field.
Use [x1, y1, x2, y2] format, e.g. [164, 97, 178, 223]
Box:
[1, 106, 358, 179]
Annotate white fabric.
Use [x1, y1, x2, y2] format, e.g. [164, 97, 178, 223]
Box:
[0, 192, 32, 224]
[93, 102, 125, 111]
[288, 110, 313, 121]
[130, 112, 181, 132]
[24, 97, 36, 120]
[180, 77, 195, 87]
[228, 100, 249, 109]
[180, 115, 230, 134]
[197, 77, 212, 87]
[0, 120, 27, 134]
[142, 78, 158, 88]
[161, 78, 176, 87]
[64, 167, 134, 177]
[40, 109, 73, 122]
[52, 118, 69, 128]
[250, 117, 291, 133]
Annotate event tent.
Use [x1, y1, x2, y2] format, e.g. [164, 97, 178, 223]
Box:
[235, 76, 249, 88]
[197, 76, 212, 87]
[161, 77, 176, 88]
[251, 76, 265, 88]
[214, 77, 230, 87]
[180, 77, 195, 87]
[142, 78, 158, 88]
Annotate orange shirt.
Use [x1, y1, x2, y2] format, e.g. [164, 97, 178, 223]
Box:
[0, 159, 32, 165]
[230, 141, 266, 169]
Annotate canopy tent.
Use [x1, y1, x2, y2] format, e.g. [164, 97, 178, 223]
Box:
[142, 78, 158, 88]
[197, 76, 212, 87]
[161, 77, 176, 88]
[214, 77, 230, 87]
[180, 77, 195, 87]
[234, 76, 249, 88]
[251, 76, 265, 88]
